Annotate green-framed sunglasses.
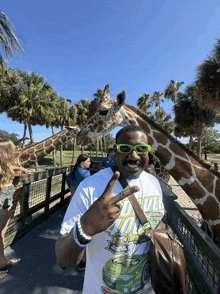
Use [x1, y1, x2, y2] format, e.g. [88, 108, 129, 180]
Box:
[116, 144, 151, 154]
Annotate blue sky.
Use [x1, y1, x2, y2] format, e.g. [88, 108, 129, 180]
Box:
[1, 0, 220, 143]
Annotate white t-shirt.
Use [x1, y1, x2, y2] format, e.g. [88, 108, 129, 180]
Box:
[61, 168, 164, 294]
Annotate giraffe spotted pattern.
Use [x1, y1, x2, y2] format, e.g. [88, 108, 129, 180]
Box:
[76, 84, 220, 247]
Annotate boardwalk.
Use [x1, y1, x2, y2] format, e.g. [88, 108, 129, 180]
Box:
[0, 175, 205, 294]
[0, 204, 84, 294]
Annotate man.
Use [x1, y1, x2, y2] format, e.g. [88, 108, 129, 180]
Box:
[55, 125, 164, 294]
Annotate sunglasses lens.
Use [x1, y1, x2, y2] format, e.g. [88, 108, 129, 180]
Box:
[119, 145, 132, 153]
[136, 145, 149, 153]
[117, 144, 150, 154]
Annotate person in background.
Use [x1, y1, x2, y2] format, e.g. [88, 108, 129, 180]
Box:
[65, 154, 91, 271]
[0, 139, 28, 281]
[98, 148, 115, 170]
[66, 154, 91, 201]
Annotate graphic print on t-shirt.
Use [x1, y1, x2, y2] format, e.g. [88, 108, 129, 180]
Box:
[101, 195, 163, 294]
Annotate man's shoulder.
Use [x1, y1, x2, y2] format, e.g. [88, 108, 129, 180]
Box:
[141, 170, 161, 185]
[80, 168, 113, 186]
[101, 157, 108, 162]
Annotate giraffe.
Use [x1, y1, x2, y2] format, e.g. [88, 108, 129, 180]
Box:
[151, 156, 170, 182]
[75, 84, 220, 247]
[14, 126, 93, 168]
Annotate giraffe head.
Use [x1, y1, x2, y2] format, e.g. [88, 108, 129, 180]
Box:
[77, 84, 126, 145]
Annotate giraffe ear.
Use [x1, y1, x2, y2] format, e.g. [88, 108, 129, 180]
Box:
[65, 126, 81, 134]
[117, 90, 126, 106]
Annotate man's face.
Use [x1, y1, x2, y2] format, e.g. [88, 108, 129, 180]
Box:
[114, 131, 149, 179]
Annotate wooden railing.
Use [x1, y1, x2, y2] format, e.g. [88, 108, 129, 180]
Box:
[5, 165, 74, 248]
[5, 162, 220, 293]
[159, 178, 220, 294]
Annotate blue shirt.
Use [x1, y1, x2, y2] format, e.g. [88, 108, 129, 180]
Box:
[101, 156, 116, 167]
[73, 166, 91, 188]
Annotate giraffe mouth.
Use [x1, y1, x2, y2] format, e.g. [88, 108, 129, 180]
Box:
[77, 136, 90, 146]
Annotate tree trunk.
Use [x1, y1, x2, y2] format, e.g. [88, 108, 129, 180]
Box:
[72, 137, 76, 164]
[28, 123, 35, 144]
[197, 134, 202, 158]
[100, 136, 103, 157]
[52, 126, 56, 165]
[189, 135, 193, 150]
[28, 123, 38, 168]
[22, 122, 28, 148]
[96, 137, 99, 157]
[103, 135, 106, 153]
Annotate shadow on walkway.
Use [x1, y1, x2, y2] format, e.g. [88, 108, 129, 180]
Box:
[0, 204, 84, 294]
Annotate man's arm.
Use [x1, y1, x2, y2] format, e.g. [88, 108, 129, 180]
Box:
[55, 172, 139, 270]
[55, 229, 86, 269]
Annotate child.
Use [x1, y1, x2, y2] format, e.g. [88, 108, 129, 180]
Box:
[0, 139, 28, 280]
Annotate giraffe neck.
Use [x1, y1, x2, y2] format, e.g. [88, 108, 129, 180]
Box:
[122, 104, 220, 245]
[15, 129, 75, 168]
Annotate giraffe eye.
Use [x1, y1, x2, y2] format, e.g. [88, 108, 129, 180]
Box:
[99, 110, 108, 116]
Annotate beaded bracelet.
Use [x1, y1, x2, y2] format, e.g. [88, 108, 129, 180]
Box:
[77, 217, 93, 241]
[73, 221, 92, 247]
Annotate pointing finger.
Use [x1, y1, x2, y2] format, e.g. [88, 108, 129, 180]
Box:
[110, 185, 140, 205]
[102, 171, 120, 198]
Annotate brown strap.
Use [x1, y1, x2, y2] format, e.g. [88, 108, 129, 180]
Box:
[128, 194, 148, 225]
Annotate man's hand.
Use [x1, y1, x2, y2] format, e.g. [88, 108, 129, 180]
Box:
[81, 171, 139, 236]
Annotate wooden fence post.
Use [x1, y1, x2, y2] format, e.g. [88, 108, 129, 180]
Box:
[214, 162, 219, 172]
[61, 172, 66, 202]
[45, 177, 52, 214]
[16, 183, 32, 227]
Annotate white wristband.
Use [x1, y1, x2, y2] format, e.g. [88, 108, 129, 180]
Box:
[77, 217, 92, 241]
[73, 222, 91, 247]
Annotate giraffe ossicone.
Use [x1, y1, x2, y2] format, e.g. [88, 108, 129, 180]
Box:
[76, 84, 220, 248]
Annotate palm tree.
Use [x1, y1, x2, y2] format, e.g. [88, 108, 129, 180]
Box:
[0, 11, 24, 59]
[12, 70, 55, 144]
[137, 93, 152, 114]
[93, 88, 103, 100]
[0, 68, 26, 147]
[150, 91, 164, 109]
[164, 80, 184, 102]
[150, 107, 176, 134]
[196, 37, 220, 111]
[0, 69, 56, 168]
[173, 84, 219, 157]
[174, 125, 197, 150]
[0, 67, 19, 111]
[75, 99, 90, 126]
[0, 69, 57, 146]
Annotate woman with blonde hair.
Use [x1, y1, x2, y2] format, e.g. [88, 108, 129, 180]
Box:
[0, 139, 28, 280]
